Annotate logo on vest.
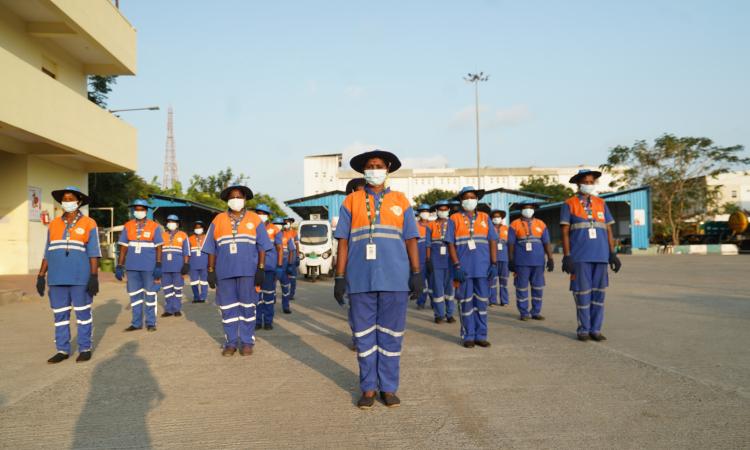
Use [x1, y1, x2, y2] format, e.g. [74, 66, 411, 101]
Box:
[390, 205, 403, 216]
[75, 227, 85, 235]
[177, 237, 183, 243]
[478, 220, 487, 228]
[597, 211, 604, 220]
[246, 223, 254, 230]
[535, 227, 542, 233]
[144, 231, 151, 238]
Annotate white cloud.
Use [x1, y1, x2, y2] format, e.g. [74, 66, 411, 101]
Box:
[306, 80, 319, 95]
[488, 104, 532, 127]
[344, 85, 365, 99]
[450, 104, 532, 129]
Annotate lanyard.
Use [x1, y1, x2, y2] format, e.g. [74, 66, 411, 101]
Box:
[577, 195, 595, 226]
[229, 210, 246, 242]
[194, 235, 204, 247]
[440, 220, 448, 241]
[167, 231, 179, 247]
[364, 191, 384, 244]
[461, 212, 476, 239]
[63, 212, 82, 256]
[523, 219, 534, 239]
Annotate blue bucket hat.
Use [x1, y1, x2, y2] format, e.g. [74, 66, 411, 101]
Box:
[417, 203, 431, 212]
[456, 186, 485, 201]
[512, 200, 542, 210]
[166, 214, 179, 222]
[272, 217, 285, 225]
[284, 216, 295, 223]
[219, 185, 254, 202]
[569, 169, 602, 184]
[129, 199, 151, 209]
[254, 203, 272, 215]
[432, 200, 451, 211]
[51, 186, 90, 206]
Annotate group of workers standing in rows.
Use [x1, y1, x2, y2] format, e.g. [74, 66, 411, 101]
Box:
[35, 149, 622, 410]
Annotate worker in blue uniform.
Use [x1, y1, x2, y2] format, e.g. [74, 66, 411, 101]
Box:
[343, 177, 367, 351]
[202, 186, 273, 356]
[489, 210, 510, 307]
[160, 214, 190, 317]
[415, 203, 432, 309]
[189, 220, 209, 303]
[283, 216, 299, 300]
[427, 200, 456, 323]
[334, 150, 422, 409]
[561, 169, 622, 341]
[446, 187, 498, 348]
[271, 217, 296, 316]
[255, 204, 282, 330]
[36, 186, 100, 363]
[508, 201, 554, 321]
[116, 199, 163, 332]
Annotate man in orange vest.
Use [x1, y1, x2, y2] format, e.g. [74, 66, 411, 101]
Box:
[561, 169, 621, 341]
[116, 199, 164, 332]
[283, 216, 299, 299]
[508, 201, 554, 321]
[280, 218, 297, 313]
[255, 204, 281, 330]
[489, 209, 510, 307]
[36, 186, 100, 363]
[160, 214, 190, 317]
[415, 203, 432, 309]
[188, 220, 209, 303]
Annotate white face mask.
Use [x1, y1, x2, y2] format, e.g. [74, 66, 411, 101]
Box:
[257, 213, 268, 223]
[521, 208, 534, 219]
[428, 214, 437, 222]
[437, 210, 450, 219]
[579, 184, 596, 195]
[462, 199, 478, 211]
[133, 210, 147, 220]
[492, 217, 504, 225]
[419, 212, 430, 220]
[364, 169, 387, 186]
[194, 228, 204, 235]
[283, 223, 291, 230]
[227, 198, 245, 212]
[61, 201, 79, 213]
[167, 222, 178, 231]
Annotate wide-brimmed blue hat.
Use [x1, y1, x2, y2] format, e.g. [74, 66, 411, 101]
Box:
[272, 217, 285, 225]
[432, 200, 451, 211]
[166, 214, 179, 222]
[51, 186, 90, 206]
[219, 185, 254, 202]
[490, 209, 507, 216]
[129, 199, 151, 209]
[284, 216, 295, 222]
[512, 200, 541, 210]
[456, 186, 485, 201]
[254, 203, 272, 215]
[350, 150, 402, 174]
[569, 169, 602, 184]
[417, 203, 431, 212]
[193, 220, 205, 227]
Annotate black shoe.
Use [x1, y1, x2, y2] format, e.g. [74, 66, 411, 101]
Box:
[255, 323, 263, 330]
[264, 323, 273, 330]
[475, 340, 491, 348]
[174, 311, 182, 317]
[380, 392, 401, 408]
[47, 352, 68, 364]
[434, 317, 444, 324]
[417, 304, 425, 310]
[463, 341, 475, 348]
[577, 334, 591, 342]
[147, 326, 157, 332]
[446, 316, 456, 324]
[500, 303, 507, 307]
[357, 392, 376, 409]
[519, 316, 530, 321]
[76, 351, 92, 363]
[282, 309, 292, 314]
[532, 315, 546, 321]
[124, 325, 142, 332]
[161, 312, 173, 318]
[192, 299, 200, 304]
[590, 333, 607, 342]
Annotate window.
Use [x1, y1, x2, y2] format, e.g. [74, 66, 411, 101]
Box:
[731, 190, 738, 199]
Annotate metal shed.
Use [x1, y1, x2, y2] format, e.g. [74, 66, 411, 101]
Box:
[146, 194, 223, 228]
[285, 190, 348, 221]
[483, 188, 552, 217]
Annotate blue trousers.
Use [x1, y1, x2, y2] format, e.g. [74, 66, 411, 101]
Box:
[162, 272, 184, 313]
[514, 265, 545, 318]
[189, 267, 208, 301]
[278, 269, 292, 311]
[489, 262, 510, 305]
[216, 276, 257, 348]
[49, 285, 92, 354]
[258, 270, 277, 325]
[289, 266, 297, 298]
[349, 291, 408, 393]
[570, 262, 609, 335]
[416, 268, 430, 306]
[126, 270, 158, 328]
[430, 267, 455, 319]
[455, 277, 489, 342]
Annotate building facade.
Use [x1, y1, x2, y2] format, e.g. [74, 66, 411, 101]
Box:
[708, 171, 750, 215]
[303, 153, 617, 201]
[0, 0, 137, 275]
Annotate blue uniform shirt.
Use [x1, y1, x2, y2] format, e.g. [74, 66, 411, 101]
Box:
[560, 194, 614, 263]
[417, 222, 430, 266]
[118, 219, 164, 272]
[45, 214, 101, 286]
[429, 219, 452, 269]
[162, 230, 189, 273]
[445, 211, 498, 278]
[494, 224, 509, 262]
[189, 234, 209, 270]
[264, 229, 282, 271]
[201, 211, 274, 280]
[508, 218, 549, 267]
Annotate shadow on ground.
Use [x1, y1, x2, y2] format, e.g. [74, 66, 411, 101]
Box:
[92, 298, 122, 350]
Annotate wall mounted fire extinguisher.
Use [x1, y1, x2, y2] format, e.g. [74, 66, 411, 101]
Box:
[40, 210, 50, 225]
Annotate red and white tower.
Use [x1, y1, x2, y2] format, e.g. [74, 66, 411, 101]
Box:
[162, 106, 179, 189]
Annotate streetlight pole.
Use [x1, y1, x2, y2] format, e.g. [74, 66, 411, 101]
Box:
[108, 106, 160, 113]
[464, 72, 488, 188]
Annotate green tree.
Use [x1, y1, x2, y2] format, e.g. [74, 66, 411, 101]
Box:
[601, 134, 748, 245]
[518, 176, 574, 202]
[88, 172, 160, 226]
[185, 168, 285, 215]
[413, 188, 457, 207]
[87, 75, 117, 108]
[722, 202, 742, 215]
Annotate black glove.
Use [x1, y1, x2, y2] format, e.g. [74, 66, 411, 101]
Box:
[334, 276, 347, 306]
[36, 275, 45, 297]
[409, 271, 424, 298]
[181, 262, 190, 275]
[425, 259, 433, 275]
[509, 260, 516, 273]
[207, 270, 217, 289]
[562, 255, 575, 274]
[546, 258, 554, 272]
[87, 274, 99, 297]
[609, 253, 622, 273]
[254, 267, 265, 287]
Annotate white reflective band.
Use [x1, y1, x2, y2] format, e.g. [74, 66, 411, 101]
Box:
[220, 302, 240, 310]
[146, 292, 157, 297]
[474, 295, 489, 302]
[131, 300, 144, 306]
[592, 288, 606, 292]
[376, 325, 404, 337]
[190, 280, 200, 285]
[73, 305, 91, 311]
[432, 296, 445, 303]
[576, 305, 590, 309]
[200, 281, 209, 285]
[163, 285, 174, 290]
[461, 307, 479, 317]
[52, 306, 72, 313]
[358, 345, 378, 358]
[128, 289, 144, 296]
[176, 294, 183, 298]
[574, 289, 592, 296]
[145, 301, 157, 307]
[239, 303, 255, 308]
[77, 318, 93, 325]
[55, 320, 70, 327]
[516, 287, 529, 292]
[377, 347, 401, 357]
[238, 316, 256, 322]
[260, 290, 275, 295]
[47, 246, 85, 252]
[50, 239, 85, 246]
[222, 317, 239, 324]
[354, 325, 376, 338]
[531, 297, 542, 301]
[458, 297, 473, 304]
[478, 310, 487, 315]
[129, 242, 155, 248]
[174, 287, 182, 291]
[592, 301, 604, 306]
[165, 293, 174, 298]
[351, 232, 403, 243]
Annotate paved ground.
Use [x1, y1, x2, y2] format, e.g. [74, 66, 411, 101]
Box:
[0, 255, 748, 449]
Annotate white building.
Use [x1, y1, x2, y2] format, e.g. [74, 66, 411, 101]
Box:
[707, 171, 750, 216]
[303, 153, 617, 201]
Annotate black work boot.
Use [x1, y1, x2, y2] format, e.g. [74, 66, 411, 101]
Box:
[47, 352, 69, 364]
[380, 392, 401, 408]
[590, 333, 607, 342]
[124, 325, 142, 332]
[76, 351, 92, 363]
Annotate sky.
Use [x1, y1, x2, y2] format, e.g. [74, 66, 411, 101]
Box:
[109, 0, 750, 203]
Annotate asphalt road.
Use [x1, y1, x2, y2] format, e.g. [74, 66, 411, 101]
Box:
[0, 255, 748, 449]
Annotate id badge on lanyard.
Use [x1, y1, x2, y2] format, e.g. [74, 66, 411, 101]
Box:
[588, 228, 597, 239]
[497, 242, 503, 251]
[465, 213, 476, 251]
[525, 242, 533, 252]
[440, 246, 447, 255]
[135, 243, 142, 254]
[196, 250, 202, 257]
[366, 243, 377, 260]
[468, 240, 477, 250]
[229, 212, 243, 255]
[167, 253, 173, 261]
